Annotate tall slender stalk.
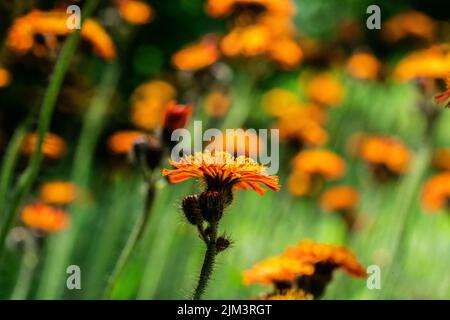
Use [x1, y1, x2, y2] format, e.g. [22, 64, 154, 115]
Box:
[193, 221, 218, 300]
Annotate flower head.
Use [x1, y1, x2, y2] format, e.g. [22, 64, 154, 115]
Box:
[382, 10, 436, 44]
[0, 67, 11, 88]
[292, 149, 346, 180]
[243, 256, 314, 285]
[39, 182, 78, 205]
[346, 52, 381, 80]
[107, 130, 145, 155]
[306, 73, 344, 107]
[172, 35, 220, 71]
[320, 185, 359, 213]
[421, 172, 450, 212]
[432, 148, 450, 171]
[258, 289, 313, 300]
[21, 203, 69, 233]
[162, 150, 279, 195]
[117, 0, 154, 25]
[21, 132, 67, 160]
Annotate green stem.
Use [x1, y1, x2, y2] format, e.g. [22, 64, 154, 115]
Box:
[0, 0, 100, 261]
[103, 181, 156, 299]
[193, 222, 218, 300]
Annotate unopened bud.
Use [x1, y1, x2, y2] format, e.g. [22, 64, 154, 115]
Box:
[215, 235, 232, 253]
[199, 190, 224, 222]
[130, 135, 163, 170]
[181, 195, 203, 225]
[162, 101, 193, 147]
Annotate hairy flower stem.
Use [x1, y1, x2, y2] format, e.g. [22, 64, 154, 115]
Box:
[0, 0, 99, 261]
[193, 221, 218, 300]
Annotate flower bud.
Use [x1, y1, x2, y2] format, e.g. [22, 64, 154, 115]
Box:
[181, 195, 203, 225]
[198, 190, 224, 222]
[130, 135, 163, 170]
[215, 235, 232, 253]
[162, 101, 193, 146]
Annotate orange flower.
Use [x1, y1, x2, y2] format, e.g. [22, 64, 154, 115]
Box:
[205, 129, 264, 158]
[287, 171, 311, 197]
[21, 132, 67, 160]
[382, 10, 436, 44]
[117, 0, 154, 25]
[172, 35, 220, 71]
[358, 135, 411, 175]
[39, 182, 78, 205]
[221, 24, 271, 57]
[292, 149, 346, 180]
[7, 10, 116, 60]
[21, 203, 69, 233]
[243, 256, 315, 285]
[346, 52, 381, 80]
[284, 240, 366, 278]
[268, 37, 303, 69]
[258, 289, 313, 300]
[162, 150, 279, 195]
[394, 45, 450, 81]
[130, 80, 176, 130]
[204, 90, 232, 118]
[320, 185, 359, 213]
[432, 148, 450, 171]
[0, 68, 11, 88]
[306, 73, 344, 107]
[262, 88, 299, 116]
[107, 130, 145, 155]
[421, 172, 450, 212]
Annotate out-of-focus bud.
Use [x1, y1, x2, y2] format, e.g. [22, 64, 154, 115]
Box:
[182, 195, 203, 225]
[130, 135, 163, 170]
[199, 190, 224, 223]
[162, 101, 193, 146]
[215, 235, 232, 253]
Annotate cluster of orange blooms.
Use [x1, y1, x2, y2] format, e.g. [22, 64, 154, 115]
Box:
[21, 181, 78, 233]
[243, 239, 365, 299]
[172, 0, 303, 71]
[21, 132, 67, 160]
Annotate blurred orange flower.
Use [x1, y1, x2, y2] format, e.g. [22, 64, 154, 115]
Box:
[206, 0, 294, 18]
[130, 80, 176, 130]
[320, 185, 359, 213]
[258, 289, 313, 300]
[205, 129, 264, 159]
[292, 149, 346, 180]
[172, 35, 220, 71]
[358, 135, 411, 175]
[262, 88, 299, 116]
[346, 52, 381, 80]
[221, 24, 271, 57]
[382, 10, 436, 44]
[7, 10, 116, 60]
[421, 172, 450, 212]
[107, 130, 145, 155]
[21, 132, 67, 160]
[117, 0, 154, 25]
[243, 256, 315, 285]
[394, 45, 450, 81]
[268, 37, 303, 69]
[306, 73, 344, 107]
[163, 150, 279, 195]
[204, 90, 232, 118]
[284, 240, 366, 278]
[0, 68, 11, 88]
[39, 182, 79, 205]
[21, 203, 69, 233]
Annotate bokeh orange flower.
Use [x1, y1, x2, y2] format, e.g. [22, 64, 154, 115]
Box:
[258, 289, 313, 300]
[107, 130, 145, 155]
[346, 52, 381, 80]
[0, 68, 11, 88]
[21, 132, 67, 160]
[421, 172, 450, 212]
[306, 73, 344, 107]
[172, 35, 220, 71]
[117, 0, 154, 25]
[320, 185, 359, 213]
[39, 182, 79, 205]
[7, 10, 116, 60]
[357, 135, 411, 175]
[205, 0, 294, 18]
[382, 10, 436, 44]
[204, 90, 232, 118]
[292, 149, 346, 180]
[21, 203, 69, 233]
[130, 80, 176, 130]
[394, 45, 450, 81]
[243, 256, 315, 285]
[163, 150, 279, 195]
[205, 129, 264, 159]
